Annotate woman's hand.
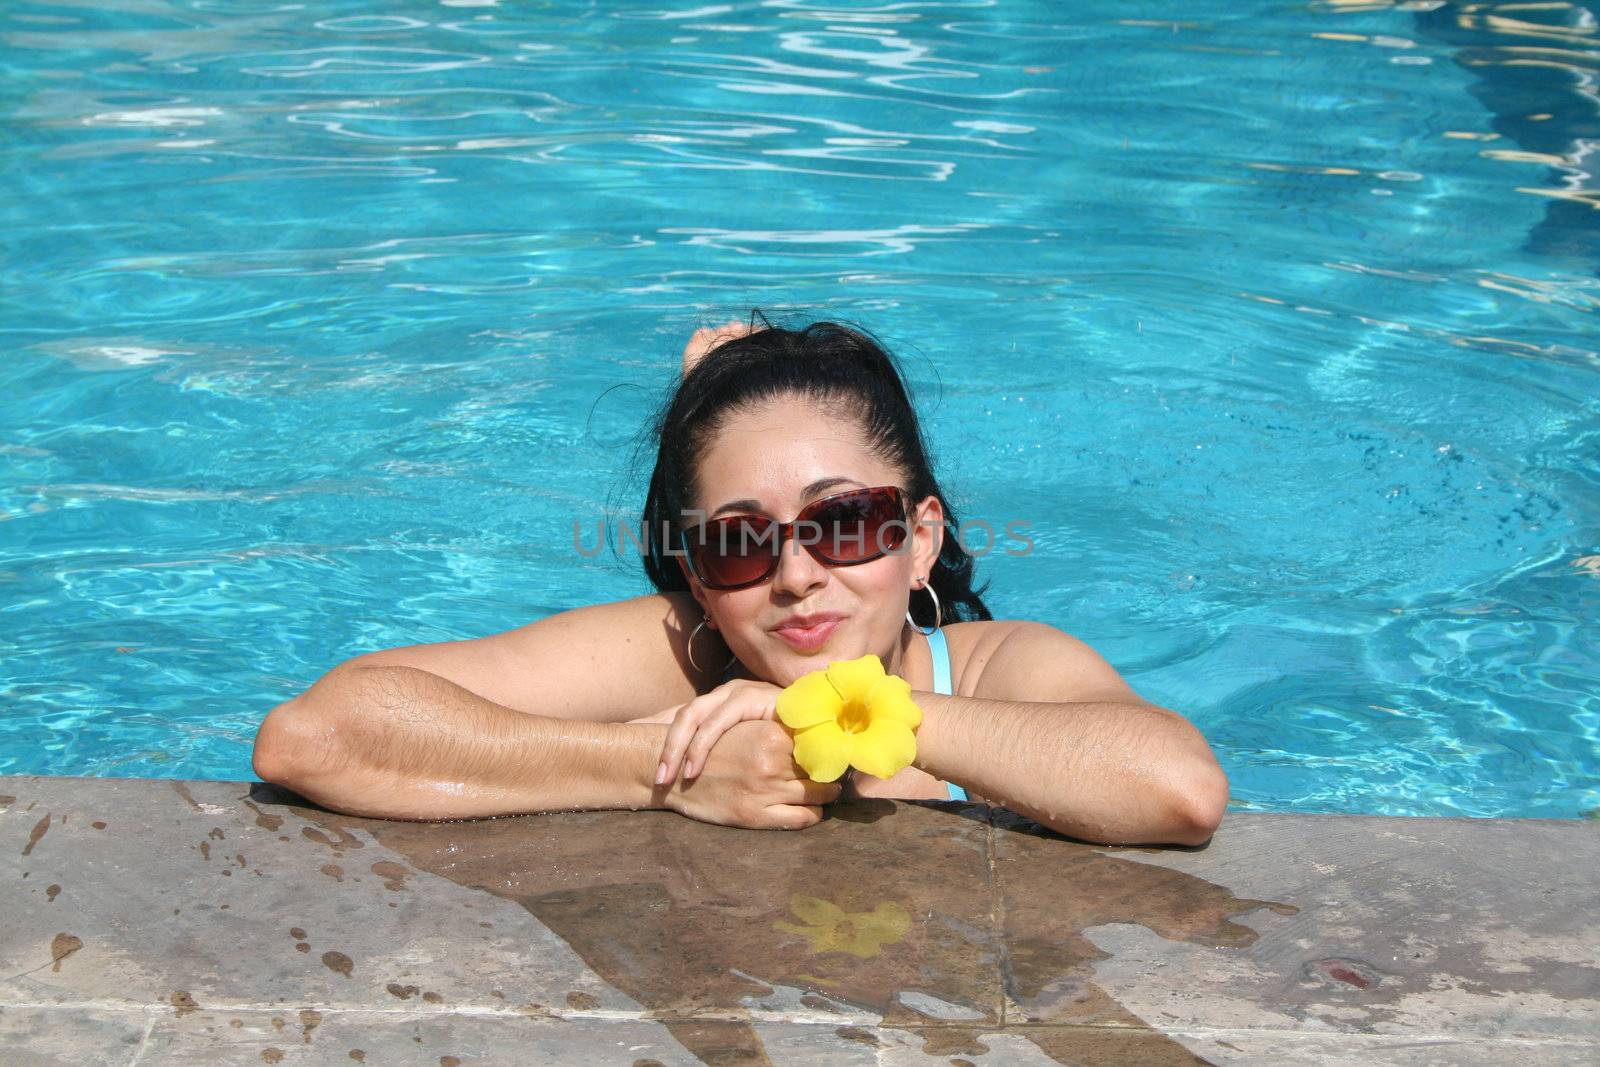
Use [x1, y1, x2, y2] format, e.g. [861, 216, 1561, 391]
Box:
[662, 720, 842, 830]
[682, 319, 763, 376]
[642, 678, 785, 785]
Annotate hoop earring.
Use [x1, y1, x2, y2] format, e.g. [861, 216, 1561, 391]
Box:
[905, 576, 942, 636]
[687, 616, 734, 675]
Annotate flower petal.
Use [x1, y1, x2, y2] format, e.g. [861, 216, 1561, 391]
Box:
[848, 719, 918, 780]
[776, 670, 843, 730]
[864, 674, 922, 728]
[825, 654, 886, 702]
[791, 722, 852, 783]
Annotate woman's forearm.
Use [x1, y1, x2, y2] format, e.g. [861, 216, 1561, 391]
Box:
[253, 664, 669, 821]
[912, 692, 1228, 846]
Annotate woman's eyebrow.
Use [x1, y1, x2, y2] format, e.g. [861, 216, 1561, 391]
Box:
[710, 476, 865, 518]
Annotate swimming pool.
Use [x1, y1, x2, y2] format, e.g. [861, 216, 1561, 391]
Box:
[3, 0, 1596, 819]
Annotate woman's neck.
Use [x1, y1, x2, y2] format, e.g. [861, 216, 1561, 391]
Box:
[884, 623, 914, 681]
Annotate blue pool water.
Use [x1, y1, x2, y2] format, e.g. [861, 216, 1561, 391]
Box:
[2, 1, 1596, 819]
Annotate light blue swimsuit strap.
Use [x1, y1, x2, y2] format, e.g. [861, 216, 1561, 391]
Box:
[925, 628, 969, 802]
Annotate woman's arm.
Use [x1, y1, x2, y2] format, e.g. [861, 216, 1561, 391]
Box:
[249, 590, 838, 826]
[915, 622, 1229, 846]
[249, 594, 687, 808]
[913, 693, 1225, 845]
[253, 663, 836, 827]
[254, 662, 668, 820]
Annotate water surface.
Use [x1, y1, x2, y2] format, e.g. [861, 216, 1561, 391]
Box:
[3, 0, 1597, 818]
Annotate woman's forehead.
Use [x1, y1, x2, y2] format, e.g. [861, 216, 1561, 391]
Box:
[694, 401, 894, 511]
[697, 442, 891, 510]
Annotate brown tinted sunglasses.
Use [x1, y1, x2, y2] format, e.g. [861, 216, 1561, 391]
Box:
[679, 485, 913, 590]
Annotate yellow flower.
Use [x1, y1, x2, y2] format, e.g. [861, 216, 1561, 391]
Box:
[775, 654, 922, 782]
[772, 894, 912, 958]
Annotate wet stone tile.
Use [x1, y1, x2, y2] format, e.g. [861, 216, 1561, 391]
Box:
[286, 792, 1004, 1041]
[5, 778, 1596, 1066]
[877, 1023, 1227, 1066]
[1, 778, 1005, 1065]
[884, 1025, 1600, 1067]
[989, 808, 1298, 1037]
[990, 808, 1600, 1049]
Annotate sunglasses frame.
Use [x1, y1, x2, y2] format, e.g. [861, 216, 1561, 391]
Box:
[678, 484, 917, 591]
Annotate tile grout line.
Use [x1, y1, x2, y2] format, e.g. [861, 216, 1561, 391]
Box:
[123, 1012, 157, 1067]
[5, 1001, 1598, 1046]
[0, 1000, 1005, 1027]
[987, 804, 1006, 1027]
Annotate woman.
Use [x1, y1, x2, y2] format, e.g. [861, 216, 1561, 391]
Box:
[253, 315, 1228, 845]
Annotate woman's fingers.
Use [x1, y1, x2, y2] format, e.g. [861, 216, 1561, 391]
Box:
[760, 781, 843, 830]
[765, 804, 826, 830]
[656, 699, 711, 784]
[657, 690, 741, 781]
[664, 694, 781, 782]
[681, 319, 764, 375]
[677, 713, 725, 780]
[675, 694, 780, 777]
[796, 778, 844, 806]
[681, 699, 768, 779]
[654, 680, 783, 784]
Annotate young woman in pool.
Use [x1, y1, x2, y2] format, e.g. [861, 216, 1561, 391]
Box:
[253, 316, 1228, 846]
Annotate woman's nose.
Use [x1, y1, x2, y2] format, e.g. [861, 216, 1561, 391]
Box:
[769, 529, 828, 597]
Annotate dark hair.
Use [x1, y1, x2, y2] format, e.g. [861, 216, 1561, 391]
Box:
[639, 311, 992, 626]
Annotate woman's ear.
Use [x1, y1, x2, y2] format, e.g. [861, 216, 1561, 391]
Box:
[911, 494, 944, 579]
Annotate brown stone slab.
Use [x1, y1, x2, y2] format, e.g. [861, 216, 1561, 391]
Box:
[282, 790, 1003, 1033]
[873, 1025, 1600, 1066]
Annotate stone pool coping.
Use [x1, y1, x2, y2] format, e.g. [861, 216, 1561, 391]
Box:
[2, 775, 1595, 1065]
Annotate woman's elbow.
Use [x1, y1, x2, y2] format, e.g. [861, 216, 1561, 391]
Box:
[252, 695, 338, 788]
[1169, 764, 1230, 846]
[253, 700, 301, 785]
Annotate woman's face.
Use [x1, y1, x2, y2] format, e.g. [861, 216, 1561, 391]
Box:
[680, 392, 943, 686]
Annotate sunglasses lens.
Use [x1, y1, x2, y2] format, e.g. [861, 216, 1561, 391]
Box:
[682, 487, 910, 588]
[811, 487, 906, 563]
[688, 516, 777, 588]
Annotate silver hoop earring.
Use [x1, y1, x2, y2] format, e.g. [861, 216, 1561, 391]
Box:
[905, 577, 942, 636]
[687, 616, 734, 675]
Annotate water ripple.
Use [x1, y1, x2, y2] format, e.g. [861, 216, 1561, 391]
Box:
[2, 0, 1597, 815]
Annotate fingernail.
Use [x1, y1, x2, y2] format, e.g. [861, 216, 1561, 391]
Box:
[655, 763, 667, 786]
[684, 760, 697, 779]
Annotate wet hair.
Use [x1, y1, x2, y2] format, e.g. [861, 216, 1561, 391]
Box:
[639, 311, 993, 626]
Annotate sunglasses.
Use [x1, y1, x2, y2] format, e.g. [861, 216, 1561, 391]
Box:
[679, 485, 915, 590]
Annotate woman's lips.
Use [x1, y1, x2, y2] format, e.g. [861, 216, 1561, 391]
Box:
[772, 616, 842, 653]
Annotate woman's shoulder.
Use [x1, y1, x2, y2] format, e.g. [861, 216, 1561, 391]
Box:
[560, 590, 750, 698]
[331, 590, 708, 724]
[937, 619, 1021, 698]
[942, 619, 1142, 704]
